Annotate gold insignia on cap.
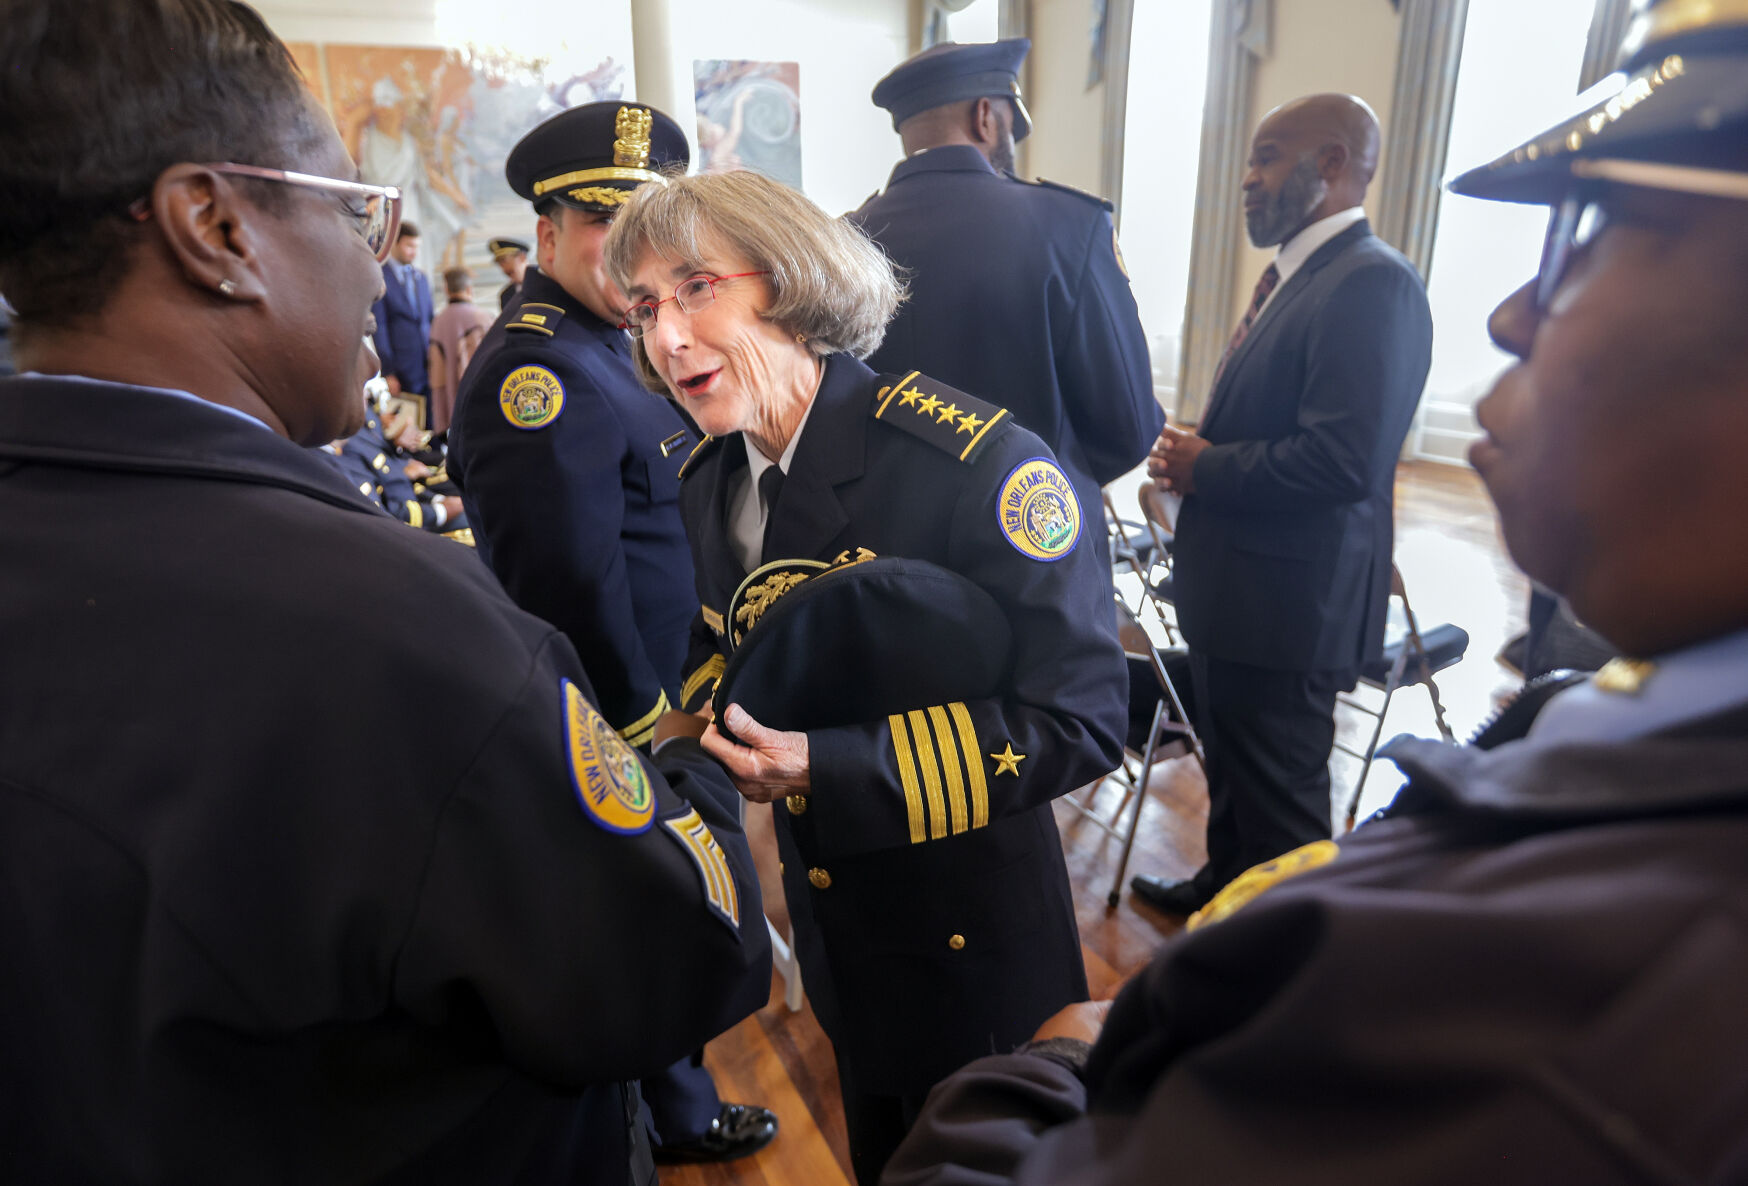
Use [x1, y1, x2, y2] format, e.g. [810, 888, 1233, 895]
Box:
[567, 186, 634, 207]
[614, 105, 654, 169]
[727, 558, 829, 647]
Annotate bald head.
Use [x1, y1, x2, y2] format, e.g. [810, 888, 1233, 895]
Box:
[1242, 93, 1380, 246]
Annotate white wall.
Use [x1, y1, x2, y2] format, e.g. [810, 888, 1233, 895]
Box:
[630, 0, 910, 215]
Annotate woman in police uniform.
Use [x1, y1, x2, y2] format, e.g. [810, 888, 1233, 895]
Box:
[605, 170, 1128, 1185]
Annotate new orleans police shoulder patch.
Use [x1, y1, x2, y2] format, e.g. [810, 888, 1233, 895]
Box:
[1186, 840, 1340, 931]
[561, 678, 655, 834]
[499, 364, 565, 430]
[998, 457, 1081, 561]
[662, 807, 741, 936]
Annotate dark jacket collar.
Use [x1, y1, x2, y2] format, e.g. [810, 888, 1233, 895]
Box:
[0, 374, 379, 514]
[519, 266, 623, 343]
[886, 144, 1000, 189]
[1381, 699, 1748, 823]
[1202, 219, 1374, 427]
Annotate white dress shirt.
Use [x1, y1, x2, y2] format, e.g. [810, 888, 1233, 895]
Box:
[1258, 205, 1366, 318]
[727, 394, 821, 573]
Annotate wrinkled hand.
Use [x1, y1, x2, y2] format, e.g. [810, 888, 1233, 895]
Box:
[1031, 999, 1111, 1044]
[1147, 423, 1210, 496]
[701, 704, 810, 803]
[404, 459, 432, 480]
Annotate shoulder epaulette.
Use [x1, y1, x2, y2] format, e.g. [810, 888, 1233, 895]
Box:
[870, 370, 1011, 465]
[1028, 177, 1114, 212]
[506, 302, 566, 337]
[677, 434, 721, 479]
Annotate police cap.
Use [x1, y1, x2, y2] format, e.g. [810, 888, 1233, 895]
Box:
[872, 38, 1033, 142]
[487, 236, 529, 259]
[1450, 0, 1748, 204]
[505, 101, 689, 214]
[711, 555, 1013, 745]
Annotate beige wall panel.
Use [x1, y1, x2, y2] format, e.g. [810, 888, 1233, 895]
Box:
[1022, 0, 1110, 194]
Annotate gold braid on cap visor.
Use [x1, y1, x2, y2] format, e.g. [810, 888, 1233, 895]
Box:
[532, 166, 667, 196]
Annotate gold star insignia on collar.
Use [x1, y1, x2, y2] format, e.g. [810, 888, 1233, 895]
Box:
[990, 744, 1025, 777]
[915, 393, 943, 416]
[898, 385, 923, 407]
[935, 402, 962, 424]
[956, 410, 984, 434]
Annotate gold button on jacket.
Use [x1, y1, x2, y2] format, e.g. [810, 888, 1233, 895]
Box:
[808, 867, 832, 890]
[786, 794, 809, 815]
[948, 934, 966, 951]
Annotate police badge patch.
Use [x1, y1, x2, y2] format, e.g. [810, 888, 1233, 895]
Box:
[998, 457, 1081, 561]
[561, 679, 655, 834]
[498, 365, 565, 430]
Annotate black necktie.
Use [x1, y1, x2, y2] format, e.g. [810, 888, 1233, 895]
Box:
[758, 464, 786, 560]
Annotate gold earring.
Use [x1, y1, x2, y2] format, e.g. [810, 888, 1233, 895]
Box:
[795, 332, 807, 344]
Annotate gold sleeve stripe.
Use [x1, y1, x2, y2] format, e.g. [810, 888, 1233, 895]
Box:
[889, 713, 928, 845]
[907, 708, 949, 841]
[406, 500, 424, 529]
[927, 705, 970, 835]
[617, 691, 670, 746]
[681, 654, 726, 708]
[947, 701, 989, 829]
[875, 370, 922, 418]
[958, 407, 1008, 462]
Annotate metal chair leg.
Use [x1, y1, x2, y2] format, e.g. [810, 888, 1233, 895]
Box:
[1109, 699, 1168, 908]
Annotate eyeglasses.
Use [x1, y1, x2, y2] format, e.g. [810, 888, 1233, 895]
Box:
[620, 272, 771, 336]
[1535, 158, 1748, 310]
[129, 163, 403, 262]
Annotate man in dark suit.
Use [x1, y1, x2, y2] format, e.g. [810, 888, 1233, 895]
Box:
[849, 40, 1160, 517]
[1131, 94, 1432, 915]
[448, 102, 776, 1164]
[371, 220, 432, 397]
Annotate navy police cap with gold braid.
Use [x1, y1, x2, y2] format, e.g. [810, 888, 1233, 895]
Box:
[872, 38, 1033, 142]
[1449, 0, 1748, 204]
[711, 555, 1013, 747]
[506, 100, 690, 214]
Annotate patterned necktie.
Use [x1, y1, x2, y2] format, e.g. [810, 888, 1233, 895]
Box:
[1211, 262, 1280, 389]
[758, 464, 786, 560]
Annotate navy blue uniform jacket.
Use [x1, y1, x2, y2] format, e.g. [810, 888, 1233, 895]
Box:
[450, 267, 698, 747]
[886, 705, 1748, 1184]
[325, 409, 447, 530]
[850, 145, 1161, 512]
[677, 354, 1127, 1094]
[1176, 221, 1432, 674]
[372, 261, 433, 395]
[0, 376, 769, 1185]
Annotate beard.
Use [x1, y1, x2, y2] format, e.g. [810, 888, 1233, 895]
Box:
[988, 131, 1016, 175]
[1246, 155, 1327, 247]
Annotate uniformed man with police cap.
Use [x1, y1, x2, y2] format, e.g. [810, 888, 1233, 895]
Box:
[447, 102, 777, 1164]
[850, 39, 1161, 519]
[882, 4, 1748, 1183]
[489, 234, 530, 310]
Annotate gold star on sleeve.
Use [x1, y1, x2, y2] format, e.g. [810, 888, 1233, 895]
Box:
[935, 402, 962, 424]
[956, 410, 984, 435]
[990, 744, 1025, 777]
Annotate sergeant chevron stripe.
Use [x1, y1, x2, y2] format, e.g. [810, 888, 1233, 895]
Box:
[664, 808, 740, 931]
[888, 702, 987, 844]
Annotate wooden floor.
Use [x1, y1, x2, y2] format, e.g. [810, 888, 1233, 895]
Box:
[663, 460, 1528, 1186]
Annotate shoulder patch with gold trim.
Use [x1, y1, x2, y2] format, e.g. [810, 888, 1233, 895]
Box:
[662, 807, 741, 936]
[561, 678, 655, 834]
[505, 301, 565, 337]
[677, 434, 720, 480]
[499, 364, 564, 430]
[1027, 176, 1115, 212]
[871, 371, 1011, 464]
[998, 457, 1082, 561]
[1187, 840, 1341, 931]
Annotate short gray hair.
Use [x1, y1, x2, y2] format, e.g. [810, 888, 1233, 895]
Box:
[604, 170, 905, 391]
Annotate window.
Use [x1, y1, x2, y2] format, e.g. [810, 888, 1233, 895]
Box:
[1414, 0, 1603, 462]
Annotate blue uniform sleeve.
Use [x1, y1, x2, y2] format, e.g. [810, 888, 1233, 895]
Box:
[1191, 262, 1432, 511]
[1055, 211, 1163, 487]
[458, 347, 676, 745]
[803, 434, 1128, 860]
[394, 633, 770, 1086]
